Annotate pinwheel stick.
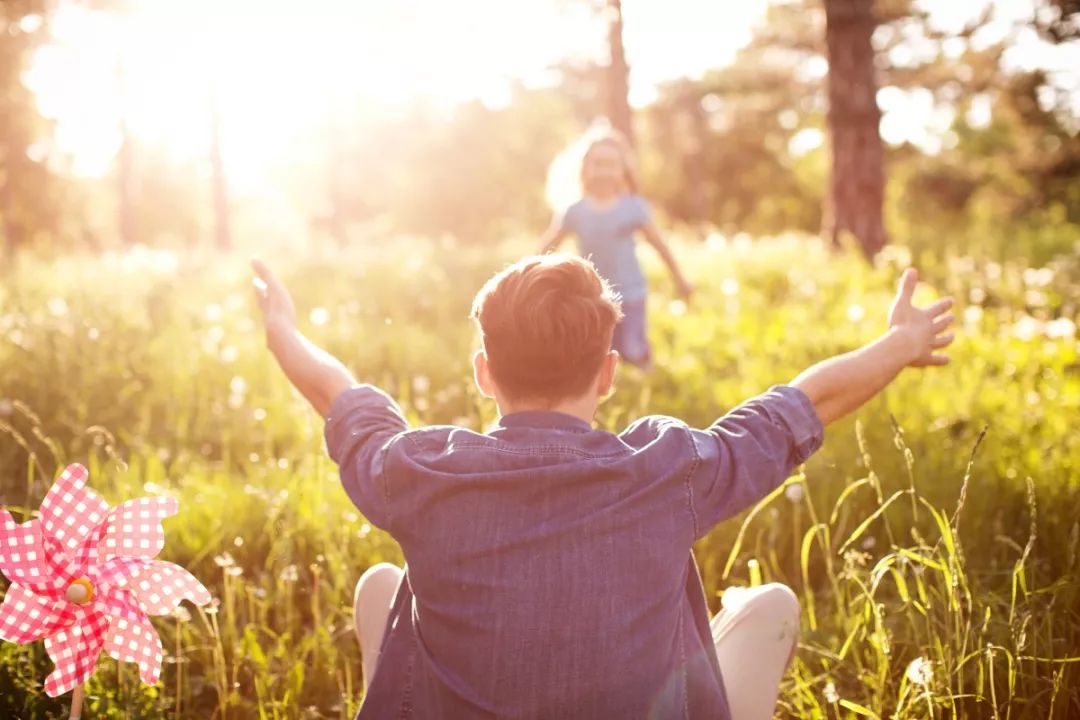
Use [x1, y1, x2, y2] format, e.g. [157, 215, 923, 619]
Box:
[69, 684, 84, 720]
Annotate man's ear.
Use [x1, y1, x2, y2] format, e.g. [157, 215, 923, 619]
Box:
[473, 350, 497, 399]
[597, 350, 619, 399]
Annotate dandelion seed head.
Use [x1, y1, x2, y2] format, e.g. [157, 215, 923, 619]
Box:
[905, 656, 933, 686]
[784, 482, 804, 503]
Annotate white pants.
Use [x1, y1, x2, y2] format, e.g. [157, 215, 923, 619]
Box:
[354, 564, 799, 720]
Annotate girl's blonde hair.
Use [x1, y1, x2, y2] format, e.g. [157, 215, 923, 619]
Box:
[545, 118, 639, 211]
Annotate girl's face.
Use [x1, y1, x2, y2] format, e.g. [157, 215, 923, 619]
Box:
[582, 142, 625, 195]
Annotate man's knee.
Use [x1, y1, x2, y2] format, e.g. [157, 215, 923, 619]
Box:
[751, 583, 800, 625]
[354, 562, 403, 608]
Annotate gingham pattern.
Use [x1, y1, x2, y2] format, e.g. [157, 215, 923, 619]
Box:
[0, 464, 212, 697]
[0, 509, 49, 585]
[96, 584, 144, 626]
[96, 555, 154, 587]
[129, 561, 212, 615]
[104, 613, 163, 685]
[0, 583, 76, 643]
[40, 535, 79, 593]
[43, 607, 109, 696]
[38, 465, 110, 558]
[99, 496, 178, 562]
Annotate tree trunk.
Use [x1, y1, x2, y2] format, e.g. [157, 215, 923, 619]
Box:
[823, 0, 885, 260]
[209, 86, 231, 251]
[117, 117, 135, 247]
[605, 0, 634, 146]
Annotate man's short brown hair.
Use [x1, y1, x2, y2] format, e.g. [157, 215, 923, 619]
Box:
[470, 255, 623, 404]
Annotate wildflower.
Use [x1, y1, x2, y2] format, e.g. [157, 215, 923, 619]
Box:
[668, 299, 687, 316]
[253, 407, 267, 421]
[905, 656, 933, 687]
[225, 566, 243, 578]
[861, 535, 876, 550]
[846, 304, 865, 323]
[963, 306, 983, 325]
[358, 523, 372, 539]
[213, 552, 236, 568]
[1023, 267, 1054, 287]
[279, 565, 299, 583]
[204, 304, 223, 322]
[46, 297, 69, 317]
[221, 345, 239, 363]
[1046, 317, 1076, 339]
[310, 307, 330, 326]
[412, 375, 431, 394]
[784, 482, 804, 503]
[1012, 315, 1043, 341]
[843, 549, 871, 568]
[823, 681, 839, 704]
[721, 278, 739, 297]
[171, 606, 192, 623]
[87, 327, 100, 341]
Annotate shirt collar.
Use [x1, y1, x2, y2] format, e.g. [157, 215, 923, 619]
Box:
[494, 410, 593, 433]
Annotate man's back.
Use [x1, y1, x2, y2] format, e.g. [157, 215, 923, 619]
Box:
[326, 384, 822, 719]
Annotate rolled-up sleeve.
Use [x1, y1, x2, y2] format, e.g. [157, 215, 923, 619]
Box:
[324, 385, 409, 530]
[687, 385, 823, 537]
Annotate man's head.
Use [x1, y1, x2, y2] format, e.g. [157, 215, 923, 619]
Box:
[470, 255, 623, 416]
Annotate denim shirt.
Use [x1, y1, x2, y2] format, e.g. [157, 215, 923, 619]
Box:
[325, 384, 824, 720]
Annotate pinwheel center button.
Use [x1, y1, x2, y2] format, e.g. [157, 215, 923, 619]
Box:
[65, 577, 95, 605]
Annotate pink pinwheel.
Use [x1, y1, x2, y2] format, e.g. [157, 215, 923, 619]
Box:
[0, 464, 211, 697]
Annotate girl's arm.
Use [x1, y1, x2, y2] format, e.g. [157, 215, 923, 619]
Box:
[791, 269, 955, 425]
[538, 217, 570, 255]
[251, 259, 357, 416]
[640, 221, 693, 298]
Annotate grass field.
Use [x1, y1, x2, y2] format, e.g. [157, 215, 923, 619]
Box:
[1, 234, 1078, 718]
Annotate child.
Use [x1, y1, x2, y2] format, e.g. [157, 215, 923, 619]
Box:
[539, 125, 692, 368]
[252, 255, 954, 719]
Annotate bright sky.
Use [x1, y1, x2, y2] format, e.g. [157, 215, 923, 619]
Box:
[21, 0, 1080, 188]
[23, 0, 764, 187]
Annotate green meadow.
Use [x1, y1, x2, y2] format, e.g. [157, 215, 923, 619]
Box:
[1, 235, 1078, 718]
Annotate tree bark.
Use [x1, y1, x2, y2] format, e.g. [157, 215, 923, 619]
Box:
[606, 0, 634, 146]
[823, 0, 886, 260]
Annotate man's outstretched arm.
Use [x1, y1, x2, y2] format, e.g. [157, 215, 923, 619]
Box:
[791, 268, 955, 426]
[251, 258, 356, 416]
